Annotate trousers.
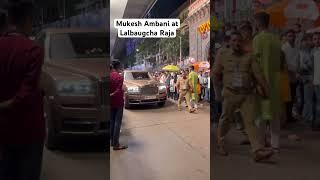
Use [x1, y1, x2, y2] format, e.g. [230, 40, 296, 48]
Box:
[302, 82, 314, 124]
[257, 116, 281, 149]
[111, 107, 124, 146]
[178, 90, 192, 111]
[314, 85, 320, 127]
[0, 142, 44, 180]
[217, 89, 263, 152]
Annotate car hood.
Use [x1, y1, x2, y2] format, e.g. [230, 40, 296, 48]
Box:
[45, 58, 107, 81]
[54, 59, 107, 77]
[124, 80, 159, 87]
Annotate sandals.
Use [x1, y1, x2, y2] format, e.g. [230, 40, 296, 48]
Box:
[253, 149, 274, 162]
[216, 146, 228, 156]
[189, 108, 196, 113]
[288, 134, 301, 141]
[113, 144, 128, 151]
[265, 147, 280, 153]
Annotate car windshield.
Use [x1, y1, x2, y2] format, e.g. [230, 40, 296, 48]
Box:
[125, 72, 151, 80]
[50, 33, 107, 59]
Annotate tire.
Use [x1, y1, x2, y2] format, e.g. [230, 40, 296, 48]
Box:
[124, 104, 131, 109]
[44, 97, 59, 150]
[158, 101, 165, 107]
[124, 97, 131, 109]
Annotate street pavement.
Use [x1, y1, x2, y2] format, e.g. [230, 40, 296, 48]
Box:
[41, 137, 109, 180]
[212, 124, 320, 180]
[39, 99, 320, 180]
[111, 100, 210, 180]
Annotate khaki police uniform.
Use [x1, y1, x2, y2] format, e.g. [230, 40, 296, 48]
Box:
[176, 77, 192, 112]
[213, 49, 266, 152]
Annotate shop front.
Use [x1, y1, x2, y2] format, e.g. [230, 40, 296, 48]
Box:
[186, 0, 210, 63]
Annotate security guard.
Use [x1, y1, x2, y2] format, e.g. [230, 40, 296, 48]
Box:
[176, 71, 195, 113]
[213, 31, 273, 162]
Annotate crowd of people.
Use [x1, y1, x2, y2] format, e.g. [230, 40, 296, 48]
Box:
[213, 12, 320, 162]
[151, 66, 210, 113]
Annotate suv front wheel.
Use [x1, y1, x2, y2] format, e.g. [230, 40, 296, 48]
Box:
[158, 101, 165, 107]
[124, 97, 131, 109]
[44, 97, 59, 150]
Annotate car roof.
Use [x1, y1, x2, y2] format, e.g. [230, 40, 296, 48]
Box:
[42, 28, 107, 34]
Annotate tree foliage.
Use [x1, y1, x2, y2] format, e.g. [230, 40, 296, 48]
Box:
[135, 30, 189, 65]
[136, 38, 159, 57]
[159, 30, 189, 64]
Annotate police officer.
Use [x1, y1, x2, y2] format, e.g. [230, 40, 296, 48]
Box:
[176, 70, 195, 113]
[213, 31, 273, 162]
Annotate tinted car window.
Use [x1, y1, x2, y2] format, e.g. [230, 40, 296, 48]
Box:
[125, 72, 151, 80]
[50, 33, 107, 59]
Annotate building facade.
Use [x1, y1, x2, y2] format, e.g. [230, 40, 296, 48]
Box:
[186, 0, 210, 62]
[223, 0, 253, 23]
[214, 0, 224, 19]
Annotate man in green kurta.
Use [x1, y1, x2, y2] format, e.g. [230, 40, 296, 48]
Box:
[253, 12, 281, 151]
[189, 65, 199, 110]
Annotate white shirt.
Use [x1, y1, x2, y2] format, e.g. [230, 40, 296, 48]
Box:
[295, 32, 304, 49]
[225, 30, 232, 36]
[207, 77, 210, 89]
[169, 79, 175, 87]
[169, 79, 175, 92]
[313, 48, 320, 85]
[198, 74, 203, 84]
[282, 42, 300, 73]
[160, 75, 166, 83]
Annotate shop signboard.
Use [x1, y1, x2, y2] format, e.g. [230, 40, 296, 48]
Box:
[198, 21, 210, 39]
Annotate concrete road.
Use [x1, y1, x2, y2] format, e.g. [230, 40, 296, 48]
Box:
[41, 137, 109, 180]
[212, 124, 320, 180]
[111, 101, 210, 180]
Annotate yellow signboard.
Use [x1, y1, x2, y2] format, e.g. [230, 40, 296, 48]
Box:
[198, 21, 210, 34]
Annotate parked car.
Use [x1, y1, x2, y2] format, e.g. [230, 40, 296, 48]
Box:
[123, 70, 167, 109]
[35, 28, 108, 150]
